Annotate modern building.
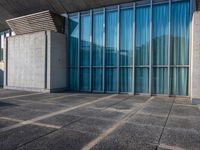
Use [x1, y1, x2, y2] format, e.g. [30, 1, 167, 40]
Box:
[0, 0, 199, 104]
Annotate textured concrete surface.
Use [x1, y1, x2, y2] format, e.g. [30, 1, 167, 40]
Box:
[5, 31, 67, 92]
[0, 89, 199, 150]
[191, 11, 200, 104]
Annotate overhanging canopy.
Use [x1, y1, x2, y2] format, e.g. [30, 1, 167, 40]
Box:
[0, 0, 135, 31]
[0, 0, 198, 32]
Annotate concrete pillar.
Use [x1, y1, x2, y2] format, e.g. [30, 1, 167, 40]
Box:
[191, 11, 200, 104]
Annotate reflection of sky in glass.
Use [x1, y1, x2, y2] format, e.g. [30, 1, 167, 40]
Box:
[93, 12, 104, 66]
[120, 8, 133, 66]
[106, 10, 118, 66]
[67, 0, 190, 95]
[152, 3, 169, 65]
[135, 6, 150, 66]
[69, 17, 79, 38]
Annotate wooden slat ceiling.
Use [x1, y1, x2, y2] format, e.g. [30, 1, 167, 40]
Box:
[0, 0, 137, 32]
[6, 11, 65, 35]
[0, 0, 198, 32]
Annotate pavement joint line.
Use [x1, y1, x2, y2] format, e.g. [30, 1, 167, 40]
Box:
[81, 96, 155, 150]
[0, 117, 62, 129]
[155, 97, 175, 150]
[0, 94, 117, 133]
[0, 92, 45, 100]
[159, 144, 186, 150]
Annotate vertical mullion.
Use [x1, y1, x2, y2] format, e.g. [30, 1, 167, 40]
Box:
[90, 10, 93, 92]
[103, 8, 106, 93]
[149, 0, 153, 95]
[78, 12, 80, 91]
[0, 34, 1, 61]
[168, 0, 171, 96]
[132, 3, 136, 95]
[117, 5, 120, 93]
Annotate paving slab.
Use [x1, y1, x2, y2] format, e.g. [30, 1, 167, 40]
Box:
[166, 116, 200, 133]
[0, 125, 55, 150]
[37, 114, 82, 126]
[159, 128, 200, 150]
[0, 90, 34, 99]
[66, 107, 126, 121]
[0, 101, 18, 110]
[128, 113, 167, 127]
[0, 119, 17, 129]
[170, 104, 200, 118]
[65, 117, 115, 135]
[139, 104, 172, 117]
[20, 102, 70, 113]
[10, 93, 68, 101]
[91, 123, 162, 150]
[174, 97, 191, 105]
[49, 96, 99, 106]
[18, 128, 98, 150]
[0, 107, 49, 120]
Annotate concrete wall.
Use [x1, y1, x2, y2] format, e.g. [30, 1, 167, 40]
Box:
[191, 11, 200, 104]
[5, 31, 67, 92]
[48, 31, 67, 90]
[6, 32, 46, 91]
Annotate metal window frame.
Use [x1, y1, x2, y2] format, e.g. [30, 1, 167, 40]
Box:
[149, 0, 153, 95]
[78, 12, 81, 92]
[117, 5, 120, 93]
[132, 2, 136, 95]
[168, 0, 171, 96]
[103, 8, 106, 93]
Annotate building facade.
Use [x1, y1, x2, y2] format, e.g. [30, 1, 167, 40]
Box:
[67, 0, 191, 96]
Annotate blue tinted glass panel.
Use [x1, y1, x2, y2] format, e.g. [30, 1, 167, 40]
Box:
[80, 68, 90, 91]
[170, 68, 188, 96]
[69, 68, 78, 91]
[120, 8, 133, 66]
[93, 12, 104, 66]
[80, 14, 91, 66]
[171, 1, 190, 65]
[135, 6, 150, 65]
[135, 68, 149, 93]
[69, 16, 79, 67]
[152, 68, 168, 94]
[105, 68, 117, 92]
[120, 68, 132, 92]
[92, 68, 103, 91]
[152, 4, 169, 65]
[106, 10, 118, 66]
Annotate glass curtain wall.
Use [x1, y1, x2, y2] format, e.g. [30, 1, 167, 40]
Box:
[120, 7, 133, 92]
[105, 9, 118, 92]
[68, 0, 191, 96]
[68, 16, 79, 91]
[171, 1, 190, 96]
[135, 6, 150, 93]
[152, 3, 169, 94]
[92, 11, 104, 92]
[80, 13, 91, 91]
